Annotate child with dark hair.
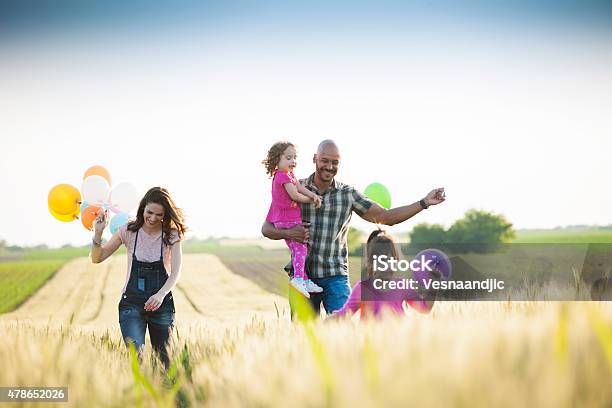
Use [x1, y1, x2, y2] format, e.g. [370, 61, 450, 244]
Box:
[263, 141, 323, 298]
[331, 229, 436, 319]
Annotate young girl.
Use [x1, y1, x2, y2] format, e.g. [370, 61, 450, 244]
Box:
[90, 187, 187, 369]
[331, 230, 437, 319]
[263, 141, 323, 298]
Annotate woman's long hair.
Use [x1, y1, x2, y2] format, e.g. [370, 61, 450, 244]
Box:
[366, 229, 400, 280]
[127, 187, 187, 245]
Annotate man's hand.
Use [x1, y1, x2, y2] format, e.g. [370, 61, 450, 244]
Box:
[312, 195, 322, 209]
[424, 188, 446, 207]
[262, 221, 310, 242]
[286, 223, 310, 243]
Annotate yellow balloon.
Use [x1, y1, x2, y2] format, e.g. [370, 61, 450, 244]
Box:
[48, 184, 81, 215]
[83, 165, 112, 185]
[49, 206, 78, 222]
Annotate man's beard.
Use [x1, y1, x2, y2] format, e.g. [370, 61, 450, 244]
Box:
[318, 167, 337, 180]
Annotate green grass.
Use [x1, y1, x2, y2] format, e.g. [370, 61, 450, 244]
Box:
[0, 246, 101, 314]
[513, 229, 612, 243]
[22, 246, 91, 260]
[400, 227, 612, 244]
[0, 260, 65, 314]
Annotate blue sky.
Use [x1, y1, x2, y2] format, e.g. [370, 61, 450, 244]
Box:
[1, 1, 611, 246]
[1, 1, 611, 39]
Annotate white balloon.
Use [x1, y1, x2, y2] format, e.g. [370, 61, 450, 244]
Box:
[109, 182, 139, 213]
[81, 175, 110, 205]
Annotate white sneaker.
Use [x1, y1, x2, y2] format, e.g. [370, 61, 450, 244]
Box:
[290, 277, 310, 298]
[304, 279, 323, 293]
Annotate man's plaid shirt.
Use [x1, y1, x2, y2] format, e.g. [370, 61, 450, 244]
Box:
[285, 173, 373, 278]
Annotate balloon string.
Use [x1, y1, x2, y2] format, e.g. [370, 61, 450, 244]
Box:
[80, 200, 121, 214]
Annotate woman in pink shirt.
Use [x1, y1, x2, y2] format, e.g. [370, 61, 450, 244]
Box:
[263, 141, 323, 298]
[90, 187, 187, 369]
[332, 230, 437, 319]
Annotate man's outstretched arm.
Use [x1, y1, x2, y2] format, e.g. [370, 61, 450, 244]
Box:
[359, 188, 446, 226]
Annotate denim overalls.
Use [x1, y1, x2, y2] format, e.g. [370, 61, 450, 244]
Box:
[118, 228, 175, 368]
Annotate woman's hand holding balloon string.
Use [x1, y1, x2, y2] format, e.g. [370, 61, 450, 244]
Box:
[93, 210, 109, 238]
[91, 209, 122, 263]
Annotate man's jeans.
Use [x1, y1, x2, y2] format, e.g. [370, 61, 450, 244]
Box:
[289, 275, 351, 317]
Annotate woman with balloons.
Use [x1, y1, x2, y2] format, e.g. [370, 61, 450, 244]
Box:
[47, 165, 139, 234]
[48, 167, 186, 368]
[90, 186, 187, 369]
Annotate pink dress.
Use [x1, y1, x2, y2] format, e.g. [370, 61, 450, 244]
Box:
[335, 280, 433, 318]
[266, 170, 302, 223]
[266, 170, 309, 280]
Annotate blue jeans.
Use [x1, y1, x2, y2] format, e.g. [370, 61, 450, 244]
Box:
[289, 275, 351, 317]
[118, 293, 175, 368]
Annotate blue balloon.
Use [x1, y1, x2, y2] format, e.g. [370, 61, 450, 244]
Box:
[80, 201, 88, 214]
[110, 212, 130, 235]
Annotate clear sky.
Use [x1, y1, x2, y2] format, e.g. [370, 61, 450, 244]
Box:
[1, 1, 611, 247]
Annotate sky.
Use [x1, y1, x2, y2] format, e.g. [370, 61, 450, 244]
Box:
[1, 1, 611, 247]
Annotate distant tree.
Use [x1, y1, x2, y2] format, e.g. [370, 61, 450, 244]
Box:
[408, 224, 447, 250]
[348, 226, 364, 255]
[446, 209, 515, 253]
[0, 239, 5, 249]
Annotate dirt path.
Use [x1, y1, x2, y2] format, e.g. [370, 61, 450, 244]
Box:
[0, 254, 288, 333]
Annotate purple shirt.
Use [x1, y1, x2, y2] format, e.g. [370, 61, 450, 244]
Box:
[335, 280, 433, 318]
[266, 170, 302, 223]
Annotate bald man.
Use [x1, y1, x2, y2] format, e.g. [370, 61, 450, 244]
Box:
[262, 140, 446, 316]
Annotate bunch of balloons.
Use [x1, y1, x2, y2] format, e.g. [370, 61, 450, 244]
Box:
[48, 166, 139, 235]
[364, 182, 392, 209]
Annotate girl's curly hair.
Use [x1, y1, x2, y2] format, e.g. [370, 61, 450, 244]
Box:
[262, 141, 295, 177]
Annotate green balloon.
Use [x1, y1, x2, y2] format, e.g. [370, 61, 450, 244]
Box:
[364, 182, 391, 209]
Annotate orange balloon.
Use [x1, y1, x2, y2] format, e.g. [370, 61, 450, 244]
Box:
[83, 165, 112, 185]
[81, 206, 102, 231]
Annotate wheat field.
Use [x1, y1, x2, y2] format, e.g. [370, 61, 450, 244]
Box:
[1, 254, 611, 407]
